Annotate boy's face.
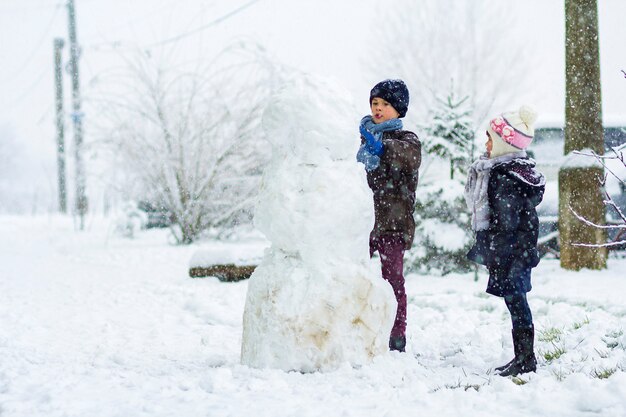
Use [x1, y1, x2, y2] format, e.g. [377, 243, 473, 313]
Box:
[370, 97, 400, 124]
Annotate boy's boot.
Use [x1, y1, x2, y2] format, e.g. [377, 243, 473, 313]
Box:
[498, 326, 537, 377]
[389, 335, 406, 352]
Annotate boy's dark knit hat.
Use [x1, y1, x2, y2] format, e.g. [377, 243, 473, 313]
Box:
[369, 79, 409, 118]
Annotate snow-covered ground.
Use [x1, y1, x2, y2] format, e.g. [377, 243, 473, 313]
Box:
[1, 215, 625, 417]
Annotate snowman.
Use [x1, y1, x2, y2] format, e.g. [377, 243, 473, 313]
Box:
[240, 75, 396, 372]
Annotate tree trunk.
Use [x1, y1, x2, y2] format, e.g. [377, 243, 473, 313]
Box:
[559, 0, 607, 270]
[558, 167, 607, 270]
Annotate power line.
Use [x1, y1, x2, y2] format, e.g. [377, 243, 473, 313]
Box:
[144, 0, 262, 48]
[80, 1, 256, 52]
[0, 1, 62, 13]
[82, 0, 262, 53]
[80, 0, 186, 42]
[4, 0, 264, 120]
[0, 3, 63, 83]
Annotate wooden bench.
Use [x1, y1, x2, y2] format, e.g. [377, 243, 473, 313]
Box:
[189, 264, 257, 282]
[188, 242, 267, 282]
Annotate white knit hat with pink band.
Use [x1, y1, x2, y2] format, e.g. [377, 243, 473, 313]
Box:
[489, 115, 533, 150]
[487, 105, 537, 158]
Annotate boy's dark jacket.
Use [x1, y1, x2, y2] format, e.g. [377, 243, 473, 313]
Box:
[364, 130, 421, 250]
[467, 158, 545, 271]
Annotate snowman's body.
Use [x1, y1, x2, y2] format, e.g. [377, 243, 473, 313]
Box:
[240, 76, 396, 372]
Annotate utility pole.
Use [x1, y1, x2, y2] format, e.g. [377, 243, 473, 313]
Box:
[67, 0, 87, 229]
[53, 38, 67, 213]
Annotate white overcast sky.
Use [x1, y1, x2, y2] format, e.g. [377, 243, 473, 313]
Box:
[1, 0, 625, 165]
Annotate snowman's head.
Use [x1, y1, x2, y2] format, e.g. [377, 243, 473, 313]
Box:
[262, 74, 358, 163]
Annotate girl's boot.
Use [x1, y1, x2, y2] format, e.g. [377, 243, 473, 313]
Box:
[498, 326, 537, 377]
[494, 329, 521, 372]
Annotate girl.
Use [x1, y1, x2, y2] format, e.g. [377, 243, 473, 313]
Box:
[465, 105, 545, 376]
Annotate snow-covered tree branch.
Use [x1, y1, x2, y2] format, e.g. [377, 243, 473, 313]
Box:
[570, 142, 626, 249]
[91, 42, 282, 243]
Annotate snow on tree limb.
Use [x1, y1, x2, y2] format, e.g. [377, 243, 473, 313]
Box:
[568, 138, 626, 249]
[569, 204, 626, 229]
[572, 240, 626, 248]
[573, 148, 625, 185]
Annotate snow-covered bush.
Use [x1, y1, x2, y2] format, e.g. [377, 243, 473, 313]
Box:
[94, 42, 282, 244]
[112, 201, 148, 238]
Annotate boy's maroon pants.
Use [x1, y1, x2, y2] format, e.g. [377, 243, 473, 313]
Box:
[370, 235, 407, 338]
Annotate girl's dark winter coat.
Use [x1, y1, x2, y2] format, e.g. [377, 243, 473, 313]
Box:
[467, 158, 545, 295]
[365, 130, 422, 250]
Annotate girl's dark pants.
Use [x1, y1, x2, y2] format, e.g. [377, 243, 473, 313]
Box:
[504, 293, 533, 329]
[488, 265, 534, 329]
[370, 235, 406, 338]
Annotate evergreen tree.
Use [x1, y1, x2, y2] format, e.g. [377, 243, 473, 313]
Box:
[421, 90, 475, 179]
[406, 87, 476, 275]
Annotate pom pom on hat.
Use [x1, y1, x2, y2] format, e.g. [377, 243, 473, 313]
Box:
[506, 105, 537, 137]
[519, 105, 538, 127]
[369, 79, 410, 118]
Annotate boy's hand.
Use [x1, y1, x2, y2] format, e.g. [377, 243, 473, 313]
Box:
[359, 125, 384, 155]
[359, 125, 376, 143]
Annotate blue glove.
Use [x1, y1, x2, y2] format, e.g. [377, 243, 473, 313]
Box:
[359, 125, 384, 156]
[357, 144, 381, 171]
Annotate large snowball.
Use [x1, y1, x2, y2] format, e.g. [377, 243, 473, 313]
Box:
[241, 75, 396, 372]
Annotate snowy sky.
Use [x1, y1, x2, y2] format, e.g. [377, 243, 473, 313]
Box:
[0, 0, 625, 207]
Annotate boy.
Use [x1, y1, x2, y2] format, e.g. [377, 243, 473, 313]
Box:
[357, 79, 422, 352]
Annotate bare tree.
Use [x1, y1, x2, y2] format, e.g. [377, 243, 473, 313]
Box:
[91, 42, 281, 243]
[559, 0, 607, 270]
[370, 0, 532, 130]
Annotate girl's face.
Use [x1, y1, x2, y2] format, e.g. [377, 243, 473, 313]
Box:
[485, 131, 493, 157]
[370, 97, 400, 124]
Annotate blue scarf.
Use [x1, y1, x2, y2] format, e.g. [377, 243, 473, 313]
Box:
[356, 115, 403, 171]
